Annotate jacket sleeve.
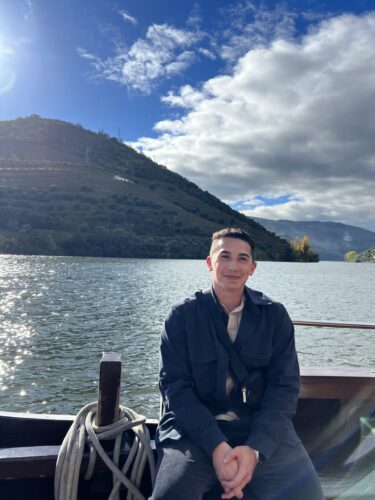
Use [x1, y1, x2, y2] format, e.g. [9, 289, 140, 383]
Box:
[245, 303, 300, 461]
[159, 305, 227, 456]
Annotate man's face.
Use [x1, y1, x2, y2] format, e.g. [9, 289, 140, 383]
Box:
[206, 237, 257, 294]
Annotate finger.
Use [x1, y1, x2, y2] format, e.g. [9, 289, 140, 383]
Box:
[221, 471, 247, 488]
[221, 488, 234, 500]
[223, 449, 237, 464]
[221, 481, 243, 498]
[233, 457, 255, 482]
[232, 487, 243, 499]
[221, 486, 243, 499]
[221, 485, 242, 498]
[221, 480, 242, 492]
[221, 474, 252, 499]
[222, 472, 251, 491]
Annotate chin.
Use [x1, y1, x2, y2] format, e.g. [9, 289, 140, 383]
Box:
[223, 282, 244, 291]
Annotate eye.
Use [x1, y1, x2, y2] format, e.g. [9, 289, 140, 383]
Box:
[220, 254, 230, 259]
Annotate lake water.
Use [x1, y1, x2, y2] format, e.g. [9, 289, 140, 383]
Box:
[0, 255, 374, 418]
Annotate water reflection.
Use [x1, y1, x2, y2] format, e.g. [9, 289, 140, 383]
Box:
[0, 255, 374, 418]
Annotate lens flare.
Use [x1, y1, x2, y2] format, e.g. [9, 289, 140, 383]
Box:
[0, 65, 16, 93]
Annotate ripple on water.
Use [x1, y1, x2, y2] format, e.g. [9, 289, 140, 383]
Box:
[0, 256, 373, 417]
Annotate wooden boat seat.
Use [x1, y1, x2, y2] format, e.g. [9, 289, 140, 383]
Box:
[2, 441, 374, 499]
[1, 368, 374, 499]
[0, 445, 60, 479]
[300, 367, 375, 400]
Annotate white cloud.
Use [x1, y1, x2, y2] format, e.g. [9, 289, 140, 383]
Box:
[119, 10, 137, 25]
[132, 12, 375, 231]
[198, 47, 216, 60]
[161, 85, 207, 109]
[165, 50, 195, 75]
[79, 23, 203, 94]
[218, 1, 298, 63]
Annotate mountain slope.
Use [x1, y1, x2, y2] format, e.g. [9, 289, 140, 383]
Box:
[0, 116, 293, 260]
[251, 217, 375, 261]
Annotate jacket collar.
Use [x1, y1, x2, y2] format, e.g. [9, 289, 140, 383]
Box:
[244, 286, 273, 305]
[208, 285, 273, 308]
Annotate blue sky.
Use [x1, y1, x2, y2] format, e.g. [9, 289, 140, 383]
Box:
[1, 0, 375, 231]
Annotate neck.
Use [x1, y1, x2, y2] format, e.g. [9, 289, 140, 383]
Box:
[213, 286, 244, 312]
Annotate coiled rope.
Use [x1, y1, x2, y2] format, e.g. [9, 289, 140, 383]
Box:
[54, 402, 156, 500]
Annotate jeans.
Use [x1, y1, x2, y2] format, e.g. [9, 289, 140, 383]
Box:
[150, 431, 324, 500]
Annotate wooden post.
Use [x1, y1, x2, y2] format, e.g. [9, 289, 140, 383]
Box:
[96, 353, 122, 426]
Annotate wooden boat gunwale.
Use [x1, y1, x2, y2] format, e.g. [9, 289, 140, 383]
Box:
[1, 322, 375, 499]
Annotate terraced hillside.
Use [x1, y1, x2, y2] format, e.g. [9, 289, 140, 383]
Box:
[0, 116, 293, 260]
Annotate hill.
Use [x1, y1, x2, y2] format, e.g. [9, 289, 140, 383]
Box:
[251, 217, 375, 261]
[0, 116, 293, 260]
[357, 248, 375, 263]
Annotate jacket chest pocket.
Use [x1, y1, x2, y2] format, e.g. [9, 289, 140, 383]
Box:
[239, 353, 270, 370]
[190, 351, 218, 396]
[238, 335, 272, 369]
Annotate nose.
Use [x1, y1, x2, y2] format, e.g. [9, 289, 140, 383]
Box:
[228, 258, 238, 270]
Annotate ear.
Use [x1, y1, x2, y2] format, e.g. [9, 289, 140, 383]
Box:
[250, 261, 257, 274]
[206, 255, 212, 271]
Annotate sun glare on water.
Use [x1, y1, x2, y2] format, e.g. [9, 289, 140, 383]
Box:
[0, 285, 34, 392]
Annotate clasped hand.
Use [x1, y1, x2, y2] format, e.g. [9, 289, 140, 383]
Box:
[212, 442, 257, 499]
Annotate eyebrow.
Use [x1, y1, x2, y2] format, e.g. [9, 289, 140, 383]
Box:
[218, 250, 251, 258]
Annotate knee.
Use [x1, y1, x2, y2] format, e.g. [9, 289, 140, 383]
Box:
[150, 482, 196, 500]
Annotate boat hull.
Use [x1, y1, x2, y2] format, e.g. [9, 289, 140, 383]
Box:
[1, 367, 374, 499]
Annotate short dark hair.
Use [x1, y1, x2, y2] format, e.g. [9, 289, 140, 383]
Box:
[210, 228, 256, 260]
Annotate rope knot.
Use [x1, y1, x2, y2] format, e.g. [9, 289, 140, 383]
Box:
[55, 402, 155, 500]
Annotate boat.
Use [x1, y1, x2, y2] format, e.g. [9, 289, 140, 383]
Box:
[1, 321, 374, 500]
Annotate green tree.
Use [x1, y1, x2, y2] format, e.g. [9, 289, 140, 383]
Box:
[290, 236, 319, 262]
[344, 250, 359, 262]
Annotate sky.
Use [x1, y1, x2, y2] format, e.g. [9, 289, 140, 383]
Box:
[1, 0, 375, 232]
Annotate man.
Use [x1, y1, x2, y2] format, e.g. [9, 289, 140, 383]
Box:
[151, 228, 323, 500]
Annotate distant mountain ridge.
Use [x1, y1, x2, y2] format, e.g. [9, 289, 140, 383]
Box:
[0, 116, 293, 260]
[251, 217, 375, 261]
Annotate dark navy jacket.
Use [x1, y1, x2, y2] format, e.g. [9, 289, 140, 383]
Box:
[156, 286, 300, 461]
